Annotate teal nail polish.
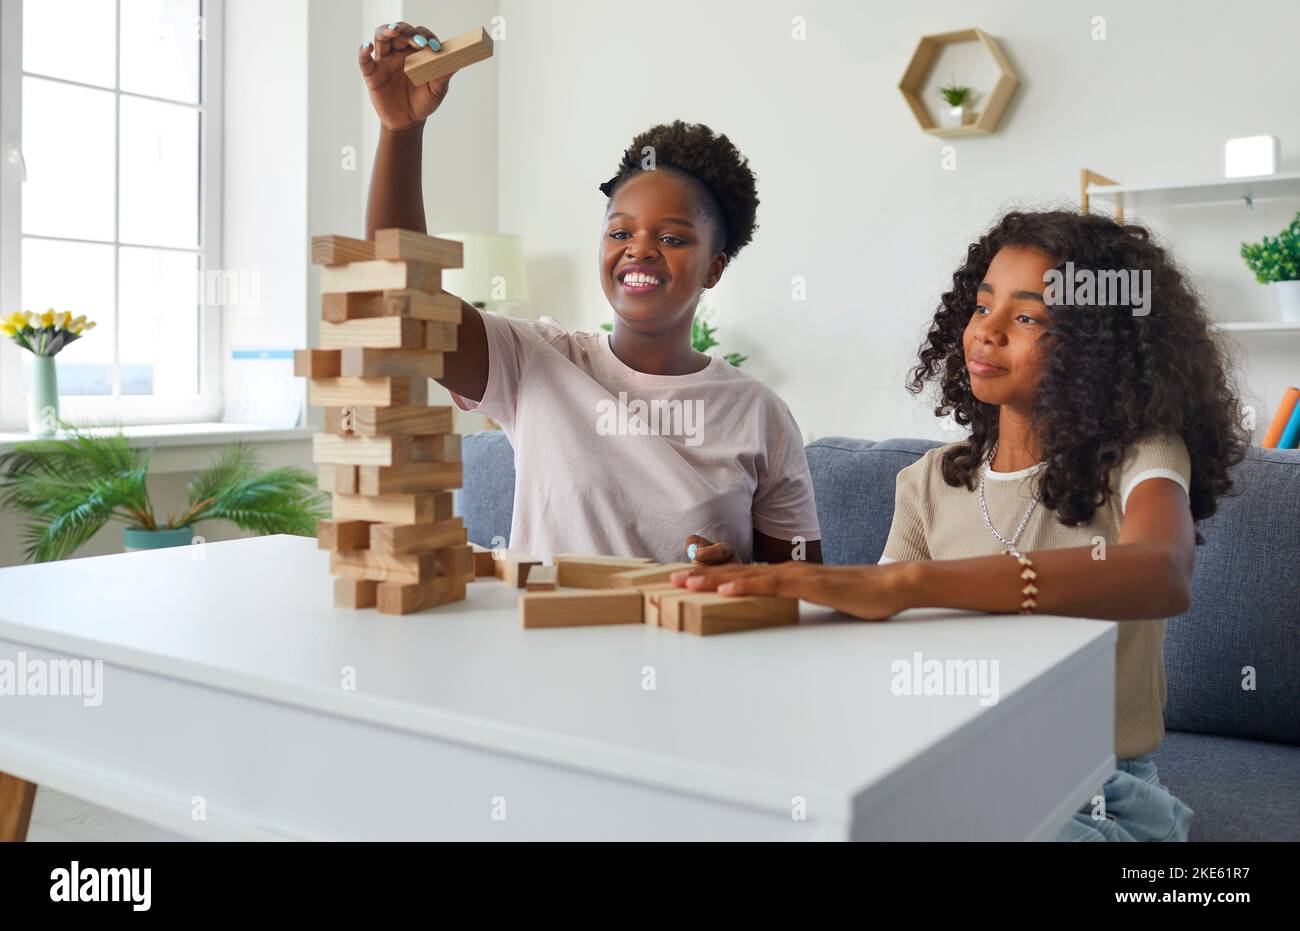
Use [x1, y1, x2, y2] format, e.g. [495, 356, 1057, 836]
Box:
[687, 543, 698, 560]
[412, 34, 428, 48]
[387, 22, 398, 29]
[429, 37, 442, 51]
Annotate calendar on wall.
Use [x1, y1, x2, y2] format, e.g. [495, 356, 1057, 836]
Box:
[223, 348, 304, 428]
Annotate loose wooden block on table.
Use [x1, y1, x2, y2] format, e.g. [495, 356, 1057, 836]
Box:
[636, 583, 684, 625]
[373, 229, 465, 268]
[320, 259, 441, 295]
[334, 576, 378, 609]
[325, 405, 454, 438]
[608, 563, 693, 588]
[403, 27, 494, 87]
[311, 234, 374, 266]
[554, 554, 656, 589]
[313, 434, 461, 469]
[494, 550, 542, 588]
[369, 517, 466, 557]
[524, 564, 557, 592]
[471, 544, 496, 578]
[308, 376, 427, 409]
[339, 347, 443, 380]
[320, 317, 426, 350]
[656, 590, 701, 632]
[317, 463, 358, 494]
[678, 593, 800, 636]
[293, 348, 340, 378]
[332, 490, 454, 525]
[317, 518, 370, 551]
[520, 589, 644, 629]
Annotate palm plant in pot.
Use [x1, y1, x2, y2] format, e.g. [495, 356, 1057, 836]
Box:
[1241, 212, 1300, 322]
[0, 423, 328, 562]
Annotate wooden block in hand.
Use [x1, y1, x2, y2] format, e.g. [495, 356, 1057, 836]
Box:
[403, 27, 494, 87]
[320, 259, 440, 294]
[554, 554, 656, 589]
[374, 229, 465, 268]
[387, 290, 462, 322]
[493, 549, 542, 588]
[369, 517, 466, 557]
[326, 405, 454, 437]
[377, 574, 467, 615]
[317, 463, 358, 494]
[520, 589, 644, 629]
[332, 490, 454, 525]
[524, 564, 557, 592]
[679, 593, 800, 636]
[320, 317, 425, 350]
[334, 576, 378, 609]
[608, 563, 693, 588]
[340, 347, 443, 380]
[312, 234, 374, 266]
[317, 518, 370, 551]
[293, 348, 341, 378]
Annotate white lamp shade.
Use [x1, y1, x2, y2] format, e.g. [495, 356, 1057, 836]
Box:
[434, 232, 530, 307]
[1224, 135, 1279, 179]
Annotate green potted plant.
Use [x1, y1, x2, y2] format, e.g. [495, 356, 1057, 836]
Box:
[938, 83, 976, 128]
[601, 301, 748, 367]
[0, 423, 328, 562]
[1241, 212, 1300, 321]
[1, 309, 97, 437]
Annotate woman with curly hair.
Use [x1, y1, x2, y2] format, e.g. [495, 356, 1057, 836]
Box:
[359, 22, 821, 564]
[676, 209, 1249, 841]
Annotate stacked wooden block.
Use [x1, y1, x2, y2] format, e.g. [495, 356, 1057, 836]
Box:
[299, 229, 473, 615]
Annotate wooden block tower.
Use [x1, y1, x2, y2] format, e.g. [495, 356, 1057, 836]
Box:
[299, 230, 474, 615]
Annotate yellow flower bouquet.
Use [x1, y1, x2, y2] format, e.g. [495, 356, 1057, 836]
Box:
[2, 308, 96, 357]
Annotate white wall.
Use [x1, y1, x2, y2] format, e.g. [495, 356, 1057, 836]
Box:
[494, 0, 1300, 442]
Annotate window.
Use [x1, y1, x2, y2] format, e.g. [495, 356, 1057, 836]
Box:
[0, 0, 223, 428]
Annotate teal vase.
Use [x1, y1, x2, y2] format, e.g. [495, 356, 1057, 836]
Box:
[122, 525, 197, 553]
[27, 353, 59, 437]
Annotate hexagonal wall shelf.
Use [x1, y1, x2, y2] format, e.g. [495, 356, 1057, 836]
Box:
[899, 28, 1020, 138]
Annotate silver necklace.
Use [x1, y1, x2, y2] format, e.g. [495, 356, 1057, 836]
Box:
[979, 443, 1043, 558]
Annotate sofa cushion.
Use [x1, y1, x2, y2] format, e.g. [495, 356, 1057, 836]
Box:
[456, 430, 516, 548]
[1164, 447, 1300, 746]
[1151, 730, 1300, 841]
[805, 437, 942, 565]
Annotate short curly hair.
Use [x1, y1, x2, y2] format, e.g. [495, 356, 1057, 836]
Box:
[907, 209, 1249, 541]
[599, 120, 759, 261]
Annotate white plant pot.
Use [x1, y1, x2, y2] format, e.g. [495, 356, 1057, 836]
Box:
[1274, 280, 1300, 322]
[940, 104, 973, 128]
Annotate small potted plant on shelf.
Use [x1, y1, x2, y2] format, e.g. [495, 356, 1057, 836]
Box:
[0, 425, 329, 561]
[938, 83, 976, 127]
[1, 309, 96, 437]
[1241, 212, 1300, 322]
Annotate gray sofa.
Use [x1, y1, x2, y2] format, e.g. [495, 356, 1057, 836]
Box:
[457, 431, 1300, 842]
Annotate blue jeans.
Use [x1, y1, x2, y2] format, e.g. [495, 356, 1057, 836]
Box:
[1053, 753, 1194, 842]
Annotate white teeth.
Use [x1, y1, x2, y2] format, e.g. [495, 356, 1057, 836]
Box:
[622, 273, 661, 286]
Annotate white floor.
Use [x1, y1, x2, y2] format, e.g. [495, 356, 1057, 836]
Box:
[26, 786, 189, 842]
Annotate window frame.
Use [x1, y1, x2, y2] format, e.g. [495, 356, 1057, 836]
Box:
[0, 0, 224, 429]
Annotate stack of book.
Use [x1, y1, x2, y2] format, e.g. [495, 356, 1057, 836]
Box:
[1262, 386, 1300, 449]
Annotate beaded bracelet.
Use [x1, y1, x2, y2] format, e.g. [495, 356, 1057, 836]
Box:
[1007, 549, 1038, 614]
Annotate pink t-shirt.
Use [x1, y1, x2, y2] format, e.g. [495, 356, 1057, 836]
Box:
[449, 312, 821, 563]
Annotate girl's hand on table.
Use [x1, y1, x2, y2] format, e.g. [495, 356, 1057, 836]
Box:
[669, 561, 915, 622]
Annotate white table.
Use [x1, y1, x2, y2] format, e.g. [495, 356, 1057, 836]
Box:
[0, 535, 1116, 840]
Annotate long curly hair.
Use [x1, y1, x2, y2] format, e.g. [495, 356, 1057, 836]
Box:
[907, 209, 1248, 538]
[599, 120, 759, 261]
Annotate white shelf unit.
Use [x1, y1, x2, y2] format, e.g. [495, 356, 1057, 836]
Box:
[1081, 168, 1300, 335]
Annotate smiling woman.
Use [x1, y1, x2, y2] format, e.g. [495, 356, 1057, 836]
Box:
[359, 25, 821, 566]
